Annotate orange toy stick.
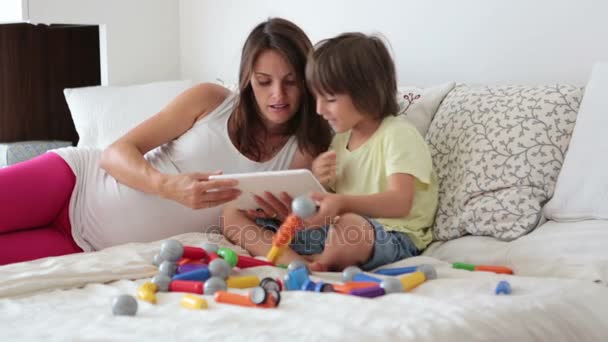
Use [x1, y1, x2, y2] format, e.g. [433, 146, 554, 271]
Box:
[265, 196, 318, 264]
[214, 290, 277, 308]
[266, 215, 303, 263]
[474, 265, 513, 275]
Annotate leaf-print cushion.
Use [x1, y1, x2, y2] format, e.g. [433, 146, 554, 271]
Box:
[426, 84, 582, 241]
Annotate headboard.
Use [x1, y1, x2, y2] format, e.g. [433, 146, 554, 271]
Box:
[0, 23, 101, 145]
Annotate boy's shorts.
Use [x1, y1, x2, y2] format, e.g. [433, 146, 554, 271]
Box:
[256, 217, 419, 271]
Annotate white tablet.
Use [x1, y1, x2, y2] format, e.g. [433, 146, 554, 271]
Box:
[209, 169, 326, 210]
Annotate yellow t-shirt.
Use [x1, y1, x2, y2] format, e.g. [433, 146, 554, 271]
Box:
[331, 115, 438, 250]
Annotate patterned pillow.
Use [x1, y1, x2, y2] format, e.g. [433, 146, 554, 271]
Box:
[397, 82, 455, 137]
[427, 84, 582, 241]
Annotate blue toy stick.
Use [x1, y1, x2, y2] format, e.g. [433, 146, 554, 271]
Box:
[374, 266, 418, 276]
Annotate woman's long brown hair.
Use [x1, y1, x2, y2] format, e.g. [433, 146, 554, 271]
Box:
[228, 17, 332, 161]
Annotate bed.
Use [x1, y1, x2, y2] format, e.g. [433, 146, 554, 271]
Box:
[1, 232, 607, 341]
[424, 220, 608, 284]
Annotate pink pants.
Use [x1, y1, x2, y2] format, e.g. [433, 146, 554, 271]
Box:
[0, 152, 82, 265]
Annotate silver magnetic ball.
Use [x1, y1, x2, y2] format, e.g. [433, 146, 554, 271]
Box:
[342, 266, 363, 282]
[151, 274, 172, 292]
[291, 196, 317, 219]
[381, 277, 403, 294]
[112, 294, 138, 316]
[419, 265, 437, 280]
[160, 240, 184, 262]
[152, 253, 163, 267]
[204, 276, 227, 296]
[200, 242, 219, 254]
[287, 260, 310, 274]
[249, 287, 268, 305]
[208, 258, 231, 280]
[158, 261, 178, 277]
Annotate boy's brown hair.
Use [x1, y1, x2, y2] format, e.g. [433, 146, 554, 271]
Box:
[306, 32, 398, 119]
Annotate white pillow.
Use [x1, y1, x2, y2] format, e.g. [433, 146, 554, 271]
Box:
[544, 63, 608, 221]
[64, 80, 195, 149]
[397, 82, 455, 137]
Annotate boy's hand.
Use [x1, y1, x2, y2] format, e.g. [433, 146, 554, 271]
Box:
[312, 151, 337, 189]
[304, 192, 342, 228]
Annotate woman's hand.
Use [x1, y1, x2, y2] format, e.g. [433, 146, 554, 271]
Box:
[304, 192, 343, 228]
[161, 171, 241, 209]
[250, 191, 293, 222]
[312, 151, 337, 189]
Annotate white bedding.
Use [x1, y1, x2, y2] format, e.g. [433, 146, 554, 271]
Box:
[424, 220, 608, 283]
[1, 232, 607, 341]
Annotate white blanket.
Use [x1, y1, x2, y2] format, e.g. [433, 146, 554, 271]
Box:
[1, 233, 607, 341]
[424, 220, 608, 283]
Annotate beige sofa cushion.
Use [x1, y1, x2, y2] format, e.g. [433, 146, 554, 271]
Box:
[427, 84, 582, 241]
[397, 82, 455, 136]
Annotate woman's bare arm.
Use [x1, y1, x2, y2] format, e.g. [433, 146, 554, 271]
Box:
[99, 83, 238, 207]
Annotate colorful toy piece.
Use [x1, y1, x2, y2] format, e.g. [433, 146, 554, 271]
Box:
[136, 282, 158, 304]
[453, 262, 513, 275]
[217, 247, 238, 268]
[200, 242, 219, 254]
[214, 287, 279, 308]
[342, 266, 382, 283]
[349, 286, 384, 298]
[374, 266, 418, 276]
[380, 277, 404, 294]
[495, 280, 512, 295]
[173, 258, 232, 282]
[177, 263, 207, 275]
[399, 264, 437, 291]
[181, 294, 208, 310]
[151, 274, 172, 292]
[172, 267, 211, 281]
[169, 280, 204, 294]
[300, 279, 334, 292]
[333, 281, 379, 294]
[182, 246, 208, 261]
[152, 253, 164, 266]
[236, 255, 275, 268]
[226, 275, 260, 289]
[282, 263, 311, 290]
[260, 277, 283, 292]
[170, 277, 228, 295]
[287, 260, 310, 273]
[160, 239, 184, 262]
[208, 258, 232, 280]
[203, 277, 228, 296]
[112, 294, 138, 316]
[207, 252, 220, 262]
[266, 196, 317, 263]
[158, 260, 178, 277]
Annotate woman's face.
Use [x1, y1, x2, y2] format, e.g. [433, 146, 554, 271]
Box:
[250, 49, 302, 132]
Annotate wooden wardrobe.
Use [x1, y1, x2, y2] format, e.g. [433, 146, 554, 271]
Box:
[0, 23, 101, 145]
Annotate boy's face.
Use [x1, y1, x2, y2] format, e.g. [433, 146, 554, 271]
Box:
[315, 93, 367, 133]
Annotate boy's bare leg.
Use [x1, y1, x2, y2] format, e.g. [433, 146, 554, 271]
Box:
[221, 207, 309, 266]
[309, 213, 375, 272]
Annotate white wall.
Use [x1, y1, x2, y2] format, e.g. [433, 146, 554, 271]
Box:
[179, 0, 608, 86]
[28, 0, 180, 85]
[0, 0, 26, 23]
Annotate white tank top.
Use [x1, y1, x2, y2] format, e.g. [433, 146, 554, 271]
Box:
[53, 93, 298, 251]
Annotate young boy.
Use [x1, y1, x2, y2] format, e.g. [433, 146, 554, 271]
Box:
[222, 32, 438, 272]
